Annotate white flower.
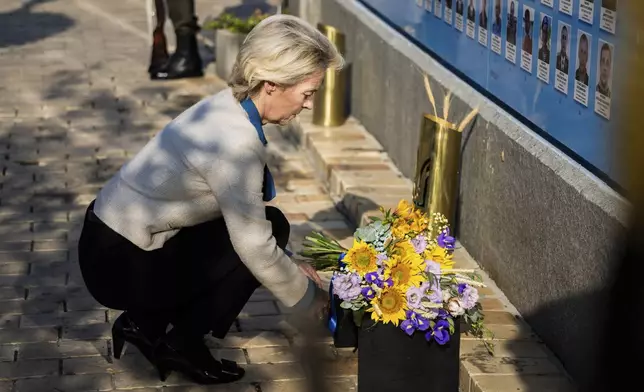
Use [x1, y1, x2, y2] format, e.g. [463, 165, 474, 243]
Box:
[447, 298, 465, 317]
[443, 290, 452, 303]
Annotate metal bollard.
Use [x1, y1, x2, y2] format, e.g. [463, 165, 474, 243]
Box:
[312, 23, 348, 127]
[412, 114, 462, 225]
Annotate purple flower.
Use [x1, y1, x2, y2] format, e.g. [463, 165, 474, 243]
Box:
[376, 253, 388, 266]
[415, 313, 430, 331]
[457, 283, 467, 295]
[332, 273, 362, 301]
[361, 286, 376, 300]
[383, 277, 394, 288]
[437, 229, 455, 250]
[411, 235, 427, 254]
[425, 260, 441, 276]
[400, 319, 416, 336]
[365, 272, 379, 284]
[425, 319, 451, 345]
[427, 281, 443, 304]
[406, 286, 424, 309]
[459, 285, 479, 310]
[437, 309, 449, 319]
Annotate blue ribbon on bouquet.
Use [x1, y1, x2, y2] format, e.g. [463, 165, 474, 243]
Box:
[327, 252, 347, 334]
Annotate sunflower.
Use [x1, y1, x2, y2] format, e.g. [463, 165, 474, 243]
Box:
[392, 239, 415, 256]
[424, 246, 454, 270]
[369, 286, 408, 326]
[344, 239, 379, 276]
[384, 252, 425, 289]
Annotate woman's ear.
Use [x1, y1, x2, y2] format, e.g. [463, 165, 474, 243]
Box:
[264, 81, 278, 95]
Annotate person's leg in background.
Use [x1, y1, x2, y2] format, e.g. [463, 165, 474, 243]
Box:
[151, 0, 203, 80]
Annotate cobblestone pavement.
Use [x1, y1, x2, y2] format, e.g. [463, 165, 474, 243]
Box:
[0, 0, 356, 391]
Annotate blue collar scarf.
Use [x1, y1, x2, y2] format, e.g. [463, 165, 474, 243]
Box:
[240, 98, 276, 202]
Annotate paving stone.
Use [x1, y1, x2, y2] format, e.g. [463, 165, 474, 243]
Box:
[461, 339, 550, 359]
[246, 347, 296, 364]
[65, 296, 107, 312]
[469, 374, 576, 392]
[242, 363, 304, 383]
[0, 328, 59, 344]
[113, 370, 188, 389]
[0, 298, 62, 315]
[0, 262, 29, 275]
[32, 240, 68, 252]
[0, 359, 59, 379]
[0, 315, 20, 329]
[63, 352, 156, 376]
[0, 287, 25, 301]
[261, 378, 357, 392]
[19, 340, 107, 360]
[63, 310, 107, 326]
[0, 346, 16, 362]
[63, 323, 111, 340]
[14, 374, 113, 392]
[19, 312, 62, 328]
[164, 384, 256, 392]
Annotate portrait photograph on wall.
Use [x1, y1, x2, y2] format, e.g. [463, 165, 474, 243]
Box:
[478, 0, 489, 46]
[456, 0, 465, 31]
[537, 13, 552, 84]
[491, 0, 503, 54]
[445, 0, 453, 24]
[574, 30, 592, 107]
[505, 0, 518, 63]
[555, 21, 571, 95]
[594, 39, 613, 119]
[467, 0, 476, 38]
[521, 5, 534, 73]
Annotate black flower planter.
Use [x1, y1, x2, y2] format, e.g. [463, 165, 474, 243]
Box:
[357, 317, 461, 392]
[328, 294, 358, 348]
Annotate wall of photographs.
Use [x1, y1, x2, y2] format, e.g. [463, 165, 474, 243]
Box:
[359, 0, 620, 185]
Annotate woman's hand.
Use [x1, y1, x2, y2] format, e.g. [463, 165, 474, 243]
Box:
[295, 260, 324, 288]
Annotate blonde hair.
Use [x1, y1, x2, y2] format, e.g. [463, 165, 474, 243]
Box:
[228, 14, 345, 101]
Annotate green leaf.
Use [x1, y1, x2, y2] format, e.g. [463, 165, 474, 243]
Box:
[447, 317, 455, 334]
[340, 301, 352, 310]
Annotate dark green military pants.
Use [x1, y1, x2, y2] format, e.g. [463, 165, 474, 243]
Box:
[166, 0, 199, 34]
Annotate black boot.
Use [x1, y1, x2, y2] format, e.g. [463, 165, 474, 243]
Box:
[153, 328, 244, 384]
[151, 31, 203, 80]
[112, 312, 163, 363]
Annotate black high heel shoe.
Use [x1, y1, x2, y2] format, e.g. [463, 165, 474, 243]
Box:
[153, 334, 245, 384]
[111, 312, 156, 362]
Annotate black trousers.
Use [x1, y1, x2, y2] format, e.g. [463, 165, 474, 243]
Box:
[165, 0, 199, 35]
[77, 201, 290, 339]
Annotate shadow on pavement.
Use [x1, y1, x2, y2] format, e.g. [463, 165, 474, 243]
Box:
[0, 0, 74, 49]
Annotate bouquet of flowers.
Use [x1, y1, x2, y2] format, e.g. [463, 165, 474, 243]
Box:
[300, 200, 493, 351]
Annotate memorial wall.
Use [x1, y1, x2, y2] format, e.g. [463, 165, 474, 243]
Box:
[361, 0, 621, 188]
